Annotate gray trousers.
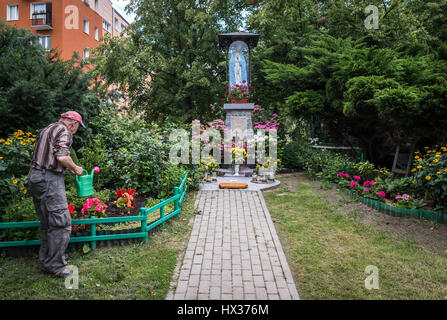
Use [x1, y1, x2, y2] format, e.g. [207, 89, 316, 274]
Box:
[28, 168, 71, 274]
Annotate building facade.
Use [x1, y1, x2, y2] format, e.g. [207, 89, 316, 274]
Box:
[0, 0, 129, 60]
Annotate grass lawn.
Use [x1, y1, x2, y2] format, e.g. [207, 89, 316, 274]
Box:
[0, 192, 197, 300]
[263, 173, 447, 300]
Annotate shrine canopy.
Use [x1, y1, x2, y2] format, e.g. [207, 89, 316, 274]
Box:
[218, 32, 259, 87]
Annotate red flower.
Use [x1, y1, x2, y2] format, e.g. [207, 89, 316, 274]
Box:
[222, 98, 225, 102]
[242, 80, 246, 83]
[68, 204, 75, 215]
[241, 90, 245, 93]
[116, 189, 124, 197]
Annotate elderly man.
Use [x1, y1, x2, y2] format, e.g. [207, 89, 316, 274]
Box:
[28, 111, 85, 278]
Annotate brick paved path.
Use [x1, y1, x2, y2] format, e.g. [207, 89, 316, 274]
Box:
[166, 190, 299, 300]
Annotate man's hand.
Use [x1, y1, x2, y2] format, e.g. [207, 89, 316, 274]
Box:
[73, 165, 84, 176]
[57, 155, 84, 175]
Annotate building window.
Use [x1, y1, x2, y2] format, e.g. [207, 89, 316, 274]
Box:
[84, 0, 90, 7]
[95, 27, 99, 41]
[7, 4, 19, 21]
[38, 35, 51, 51]
[83, 48, 90, 59]
[30, 3, 47, 17]
[94, 0, 99, 12]
[114, 18, 119, 31]
[84, 19, 89, 34]
[103, 20, 111, 33]
[121, 24, 126, 32]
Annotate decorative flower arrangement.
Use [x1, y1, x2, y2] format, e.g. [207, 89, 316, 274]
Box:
[256, 157, 280, 169]
[223, 81, 252, 103]
[114, 188, 137, 214]
[232, 147, 247, 164]
[200, 155, 219, 174]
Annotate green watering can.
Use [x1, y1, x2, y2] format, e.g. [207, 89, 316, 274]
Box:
[76, 169, 95, 197]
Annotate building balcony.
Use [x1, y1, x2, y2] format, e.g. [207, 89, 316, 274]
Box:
[31, 12, 53, 30]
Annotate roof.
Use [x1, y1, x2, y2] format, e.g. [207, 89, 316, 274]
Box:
[218, 32, 260, 49]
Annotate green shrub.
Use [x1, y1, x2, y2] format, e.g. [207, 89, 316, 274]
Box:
[0, 197, 39, 241]
[410, 145, 447, 208]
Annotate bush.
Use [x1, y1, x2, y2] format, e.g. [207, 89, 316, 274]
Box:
[410, 145, 447, 207]
[0, 197, 39, 241]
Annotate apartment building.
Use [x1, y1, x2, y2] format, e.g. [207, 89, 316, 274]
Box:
[0, 0, 129, 60]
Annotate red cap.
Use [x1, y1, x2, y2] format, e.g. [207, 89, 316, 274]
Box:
[61, 111, 85, 128]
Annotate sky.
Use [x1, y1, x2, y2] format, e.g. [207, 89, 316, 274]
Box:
[111, 0, 136, 24]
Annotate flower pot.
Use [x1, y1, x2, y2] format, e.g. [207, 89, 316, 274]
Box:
[231, 98, 248, 104]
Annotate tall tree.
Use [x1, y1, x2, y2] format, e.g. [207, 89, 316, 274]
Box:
[91, 0, 248, 123]
[0, 22, 100, 136]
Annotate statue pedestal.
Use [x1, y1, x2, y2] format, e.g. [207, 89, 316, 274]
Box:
[224, 103, 254, 141]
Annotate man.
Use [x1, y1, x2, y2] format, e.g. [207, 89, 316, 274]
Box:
[28, 111, 85, 278]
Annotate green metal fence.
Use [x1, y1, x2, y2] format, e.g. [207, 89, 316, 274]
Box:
[328, 181, 447, 224]
[0, 172, 190, 250]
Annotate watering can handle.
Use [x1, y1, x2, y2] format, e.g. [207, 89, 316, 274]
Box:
[75, 169, 89, 183]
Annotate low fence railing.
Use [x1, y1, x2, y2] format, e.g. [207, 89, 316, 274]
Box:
[326, 180, 447, 224]
[0, 172, 189, 250]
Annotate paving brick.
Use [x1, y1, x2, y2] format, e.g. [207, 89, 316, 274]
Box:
[166, 190, 300, 301]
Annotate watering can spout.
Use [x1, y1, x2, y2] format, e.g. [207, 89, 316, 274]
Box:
[76, 168, 95, 197]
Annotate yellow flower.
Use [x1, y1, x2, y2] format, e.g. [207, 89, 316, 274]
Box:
[418, 158, 422, 162]
[411, 168, 416, 172]
[437, 171, 441, 174]
[12, 179, 18, 184]
[413, 179, 416, 184]
[435, 154, 441, 157]
[414, 155, 420, 159]
[23, 189, 27, 195]
[425, 176, 431, 181]
[417, 165, 422, 169]
[0, 139, 4, 143]
[433, 159, 439, 163]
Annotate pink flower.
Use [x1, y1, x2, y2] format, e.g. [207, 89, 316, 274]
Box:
[84, 199, 93, 210]
[365, 187, 370, 192]
[258, 116, 262, 118]
[370, 180, 375, 185]
[92, 198, 101, 204]
[93, 166, 100, 173]
[363, 181, 370, 186]
[353, 176, 361, 180]
[344, 174, 350, 178]
[337, 172, 344, 176]
[350, 181, 357, 187]
[81, 208, 85, 214]
[95, 205, 103, 213]
[272, 113, 278, 117]
[378, 191, 386, 197]
[396, 195, 402, 199]
[403, 194, 410, 200]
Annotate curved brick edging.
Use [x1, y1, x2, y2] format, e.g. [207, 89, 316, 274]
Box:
[166, 190, 299, 300]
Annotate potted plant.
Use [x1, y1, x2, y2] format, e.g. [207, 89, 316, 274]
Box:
[224, 81, 252, 104]
[200, 156, 218, 182]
